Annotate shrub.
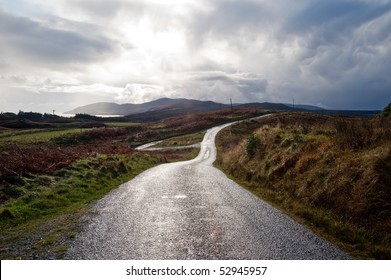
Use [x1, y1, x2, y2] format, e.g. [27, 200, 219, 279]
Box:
[383, 103, 391, 117]
[246, 133, 260, 159]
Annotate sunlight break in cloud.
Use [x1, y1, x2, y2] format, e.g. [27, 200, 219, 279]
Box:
[115, 84, 166, 104]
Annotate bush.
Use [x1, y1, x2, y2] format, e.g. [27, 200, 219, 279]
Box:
[383, 103, 391, 117]
[246, 133, 260, 159]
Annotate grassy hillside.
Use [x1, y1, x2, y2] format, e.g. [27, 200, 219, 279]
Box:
[215, 112, 391, 259]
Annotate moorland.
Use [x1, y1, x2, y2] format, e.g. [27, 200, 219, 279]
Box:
[0, 101, 389, 259]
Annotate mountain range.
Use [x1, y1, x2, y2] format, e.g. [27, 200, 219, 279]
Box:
[64, 98, 324, 120]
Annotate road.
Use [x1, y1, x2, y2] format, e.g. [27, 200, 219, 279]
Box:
[65, 118, 349, 259]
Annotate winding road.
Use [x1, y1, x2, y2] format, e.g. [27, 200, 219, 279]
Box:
[65, 118, 349, 259]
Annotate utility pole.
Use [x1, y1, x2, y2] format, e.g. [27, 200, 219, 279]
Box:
[52, 110, 55, 115]
[292, 98, 295, 110]
[229, 98, 233, 136]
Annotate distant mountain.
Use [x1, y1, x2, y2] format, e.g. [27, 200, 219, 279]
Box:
[63, 98, 227, 116]
[64, 102, 126, 115]
[123, 100, 228, 121]
[284, 104, 325, 110]
[235, 102, 291, 110]
[65, 98, 332, 121]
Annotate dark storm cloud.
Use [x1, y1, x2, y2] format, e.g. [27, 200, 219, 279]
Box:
[290, 1, 391, 33]
[283, 0, 391, 57]
[0, 9, 115, 66]
[285, 1, 391, 109]
[179, 71, 268, 103]
[187, 71, 266, 87]
[251, 0, 391, 109]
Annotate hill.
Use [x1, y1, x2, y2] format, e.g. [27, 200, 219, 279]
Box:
[63, 98, 227, 116]
[64, 98, 293, 120]
[284, 104, 325, 110]
[215, 112, 391, 259]
[124, 99, 229, 122]
[235, 102, 291, 110]
[64, 98, 381, 121]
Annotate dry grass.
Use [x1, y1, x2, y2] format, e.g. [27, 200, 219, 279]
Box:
[216, 112, 391, 259]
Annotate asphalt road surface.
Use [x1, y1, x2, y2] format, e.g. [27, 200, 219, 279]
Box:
[65, 119, 349, 260]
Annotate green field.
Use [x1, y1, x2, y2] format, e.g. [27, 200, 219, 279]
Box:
[0, 128, 90, 144]
[104, 122, 139, 127]
[153, 132, 205, 148]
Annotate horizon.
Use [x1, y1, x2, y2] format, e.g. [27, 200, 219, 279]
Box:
[1, 1, 390, 113]
[1, 97, 384, 115]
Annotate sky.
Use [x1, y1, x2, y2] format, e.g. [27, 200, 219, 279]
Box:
[0, 0, 390, 113]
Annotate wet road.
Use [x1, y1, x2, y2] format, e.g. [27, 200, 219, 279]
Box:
[65, 119, 349, 259]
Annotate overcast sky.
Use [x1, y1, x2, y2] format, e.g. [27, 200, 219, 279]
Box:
[1, 0, 390, 113]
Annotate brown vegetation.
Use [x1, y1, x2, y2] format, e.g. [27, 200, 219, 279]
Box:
[0, 108, 265, 201]
[216, 112, 391, 259]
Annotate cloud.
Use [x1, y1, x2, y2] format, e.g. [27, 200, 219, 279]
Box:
[1, 0, 391, 112]
[288, 0, 391, 35]
[290, 3, 391, 109]
[0, 85, 115, 113]
[115, 84, 166, 104]
[168, 71, 268, 103]
[0, 9, 116, 67]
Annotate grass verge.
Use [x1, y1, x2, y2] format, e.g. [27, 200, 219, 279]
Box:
[215, 112, 391, 259]
[0, 149, 198, 259]
[153, 132, 205, 148]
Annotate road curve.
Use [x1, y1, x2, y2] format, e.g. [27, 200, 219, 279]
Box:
[65, 117, 349, 260]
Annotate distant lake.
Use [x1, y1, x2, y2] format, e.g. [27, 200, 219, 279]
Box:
[60, 114, 125, 118]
